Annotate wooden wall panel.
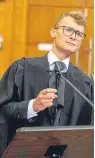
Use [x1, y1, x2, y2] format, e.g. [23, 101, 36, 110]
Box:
[78, 9, 94, 75]
[86, 0, 94, 8]
[11, 0, 28, 62]
[0, 0, 14, 78]
[87, 9, 94, 75]
[27, 45, 48, 57]
[28, 0, 85, 7]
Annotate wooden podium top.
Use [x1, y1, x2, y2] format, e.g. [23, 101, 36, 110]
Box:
[3, 126, 94, 158]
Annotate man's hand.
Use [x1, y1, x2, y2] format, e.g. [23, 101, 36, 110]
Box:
[33, 88, 57, 112]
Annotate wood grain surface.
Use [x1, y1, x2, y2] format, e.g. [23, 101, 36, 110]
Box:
[3, 126, 94, 158]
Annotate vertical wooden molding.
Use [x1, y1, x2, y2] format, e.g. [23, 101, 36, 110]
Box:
[75, 50, 79, 67]
[88, 38, 93, 76]
[0, 0, 14, 78]
[11, 0, 28, 61]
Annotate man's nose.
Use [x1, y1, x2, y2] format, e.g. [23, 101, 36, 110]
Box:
[70, 31, 76, 40]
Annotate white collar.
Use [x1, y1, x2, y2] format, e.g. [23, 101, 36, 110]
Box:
[47, 51, 70, 70]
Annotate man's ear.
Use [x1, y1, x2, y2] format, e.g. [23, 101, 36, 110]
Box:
[50, 28, 56, 38]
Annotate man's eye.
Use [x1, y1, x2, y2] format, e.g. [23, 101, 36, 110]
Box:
[65, 27, 73, 32]
[77, 32, 82, 37]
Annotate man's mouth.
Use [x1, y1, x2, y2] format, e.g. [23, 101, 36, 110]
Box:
[66, 41, 76, 46]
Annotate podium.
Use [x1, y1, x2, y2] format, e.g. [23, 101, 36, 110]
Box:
[3, 126, 94, 158]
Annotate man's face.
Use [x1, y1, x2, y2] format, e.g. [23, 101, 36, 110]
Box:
[52, 16, 85, 54]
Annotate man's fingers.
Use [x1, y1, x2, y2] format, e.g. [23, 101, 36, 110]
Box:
[39, 99, 53, 105]
[33, 88, 57, 112]
[37, 103, 53, 111]
[39, 93, 57, 100]
[44, 102, 53, 107]
[33, 97, 55, 112]
[41, 88, 57, 95]
[45, 93, 58, 99]
[40, 102, 53, 110]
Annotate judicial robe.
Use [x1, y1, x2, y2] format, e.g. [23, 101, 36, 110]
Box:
[0, 56, 94, 154]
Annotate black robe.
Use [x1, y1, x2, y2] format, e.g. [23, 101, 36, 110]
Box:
[0, 56, 94, 155]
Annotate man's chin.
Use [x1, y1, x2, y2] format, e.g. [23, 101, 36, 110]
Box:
[64, 49, 74, 56]
[65, 45, 76, 53]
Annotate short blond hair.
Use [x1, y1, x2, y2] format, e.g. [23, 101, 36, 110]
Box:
[54, 11, 87, 29]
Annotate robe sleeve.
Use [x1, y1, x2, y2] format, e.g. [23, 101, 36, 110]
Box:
[0, 58, 30, 120]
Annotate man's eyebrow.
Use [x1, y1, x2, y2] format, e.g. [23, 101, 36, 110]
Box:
[65, 26, 84, 33]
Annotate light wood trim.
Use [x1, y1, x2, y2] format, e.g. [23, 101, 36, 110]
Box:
[86, 0, 94, 8]
[28, 0, 85, 7]
[0, 0, 14, 78]
[11, 0, 28, 62]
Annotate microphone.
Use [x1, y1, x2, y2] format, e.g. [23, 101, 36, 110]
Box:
[46, 68, 60, 90]
[55, 62, 94, 108]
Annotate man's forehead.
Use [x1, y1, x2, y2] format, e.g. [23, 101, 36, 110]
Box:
[59, 16, 77, 26]
[59, 16, 84, 32]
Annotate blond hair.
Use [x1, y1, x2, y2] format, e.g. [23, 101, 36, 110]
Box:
[54, 11, 87, 29]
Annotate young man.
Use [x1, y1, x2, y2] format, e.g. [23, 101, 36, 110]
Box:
[0, 11, 94, 154]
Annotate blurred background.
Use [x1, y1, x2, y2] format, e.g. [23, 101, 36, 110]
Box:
[0, 0, 94, 78]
